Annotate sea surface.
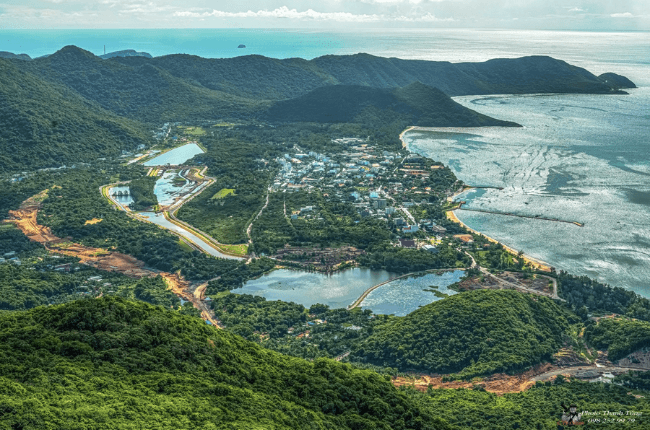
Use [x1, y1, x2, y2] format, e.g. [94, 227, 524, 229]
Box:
[4, 28, 648, 295]
[406, 87, 650, 297]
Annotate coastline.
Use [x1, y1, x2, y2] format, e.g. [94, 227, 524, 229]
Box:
[399, 126, 553, 273]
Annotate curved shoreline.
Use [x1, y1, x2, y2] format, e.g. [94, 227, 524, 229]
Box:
[399, 127, 553, 273]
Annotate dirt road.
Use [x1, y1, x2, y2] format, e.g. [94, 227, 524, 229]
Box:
[6, 193, 221, 327]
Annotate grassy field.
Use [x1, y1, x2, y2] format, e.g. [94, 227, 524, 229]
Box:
[181, 126, 206, 136]
[215, 243, 248, 257]
[211, 188, 236, 199]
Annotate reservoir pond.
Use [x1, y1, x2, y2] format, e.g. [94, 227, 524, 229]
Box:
[360, 270, 464, 316]
[235, 268, 465, 314]
[139, 212, 243, 260]
[154, 171, 195, 206]
[143, 143, 204, 166]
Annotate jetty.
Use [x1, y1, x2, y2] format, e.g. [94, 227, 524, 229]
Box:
[455, 202, 584, 227]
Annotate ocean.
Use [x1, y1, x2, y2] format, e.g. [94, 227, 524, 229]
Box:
[2, 28, 649, 296]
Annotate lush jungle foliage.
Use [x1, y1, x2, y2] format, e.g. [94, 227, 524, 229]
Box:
[584, 318, 650, 362]
[205, 258, 276, 294]
[359, 241, 471, 273]
[264, 83, 518, 127]
[615, 370, 650, 391]
[210, 293, 392, 364]
[351, 290, 576, 379]
[0, 296, 450, 429]
[411, 379, 649, 429]
[128, 176, 158, 210]
[35, 168, 240, 280]
[558, 271, 650, 321]
[176, 136, 275, 245]
[0, 58, 151, 174]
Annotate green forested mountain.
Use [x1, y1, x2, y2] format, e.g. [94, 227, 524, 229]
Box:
[0, 296, 451, 429]
[19, 46, 266, 124]
[0, 58, 151, 173]
[265, 82, 519, 127]
[351, 290, 575, 378]
[112, 52, 627, 100]
[1, 46, 633, 174]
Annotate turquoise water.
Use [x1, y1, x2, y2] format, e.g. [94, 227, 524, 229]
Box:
[360, 271, 464, 316]
[236, 268, 397, 309]
[143, 143, 204, 166]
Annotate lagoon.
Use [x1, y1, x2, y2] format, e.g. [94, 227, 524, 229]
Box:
[235, 268, 397, 309]
[143, 143, 204, 166]
[360, 271, 464, 316]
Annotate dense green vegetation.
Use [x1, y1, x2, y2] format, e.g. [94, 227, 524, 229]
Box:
[359, 241, 470, 273]
[0, 296, 448, 429]
[351, 290, 575, 379]
[176, 135, 275, 244]
[2, 46, 630, 175]
[558, 271, 650, 321]
[0, 259, 177, 311]
[128, 176, 158, 210]
[615, 370, 650, 391]
[205, 258, 276, 294]
[265, 83, 518, 127]
[111, 51, 625, 100]
[584, 318, 650, 361]
[210, 293, 391, 364]
[35, 168, 239, 280]
[412, 380, 649, 429]
[0, 58, 151, 174]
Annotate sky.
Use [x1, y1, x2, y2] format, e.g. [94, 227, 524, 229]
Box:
[0, 0, 648, 31]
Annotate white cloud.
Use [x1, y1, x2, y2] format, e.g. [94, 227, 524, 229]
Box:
[173, 6, 455, 22]
[610, 12, 634, 18]
[175, 6, 382, 22]
[568, 7, 583, 12]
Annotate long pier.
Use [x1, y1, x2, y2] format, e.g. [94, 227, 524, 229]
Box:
[455, 202, 584, 227]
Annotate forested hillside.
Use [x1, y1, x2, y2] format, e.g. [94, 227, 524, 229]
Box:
[112, 52, 628, 100]
[20, 46, 266, 124]
[584, 318, 650, 362]
[352, 290, 575, 378]
[0, 58, 151, 173]
[265, 82, 519, 127]
[0, 296, 450, 429]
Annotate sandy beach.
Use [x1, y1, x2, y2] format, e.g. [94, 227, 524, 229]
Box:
[400, 126, 553, 272]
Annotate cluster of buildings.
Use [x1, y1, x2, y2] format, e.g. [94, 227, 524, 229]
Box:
[0, 251, 21, 266]
[269, 139, 452, 245]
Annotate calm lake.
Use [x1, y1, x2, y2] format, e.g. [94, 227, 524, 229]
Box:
[143, 143, 204, 166]
[236, 268, 465, 314]
[360, 270, 464, 316]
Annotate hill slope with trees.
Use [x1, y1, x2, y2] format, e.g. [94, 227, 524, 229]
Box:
[351, 290, 575, 378]
[113, 52, 629, 100]
[0, 296, 451, 429]
[0, 58, 151, 173]
[264, 82, 519, 127]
